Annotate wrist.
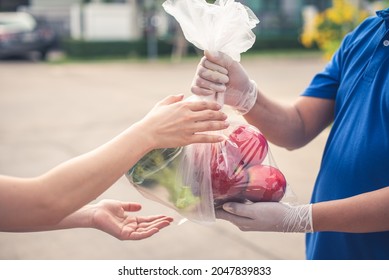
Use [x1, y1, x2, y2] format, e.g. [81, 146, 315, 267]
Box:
[55, 205, 94, 229]
[127, 121, 157, 152]
[235, 80, 258, 115]
[283, 204, 313, 233]
[77, 205, 95, 228]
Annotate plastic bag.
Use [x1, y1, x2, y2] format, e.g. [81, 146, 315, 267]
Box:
[127, 1, 292, 225]
[127, 122, 291, 224]
[162, 0, 259, 61]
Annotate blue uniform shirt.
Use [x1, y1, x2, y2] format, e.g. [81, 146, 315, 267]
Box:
[302, 8, 389, 259]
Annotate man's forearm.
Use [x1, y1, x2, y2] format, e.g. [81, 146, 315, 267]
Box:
[243, 90, 306, 149]
[244, 92, 334, 150]
[313, 186, 389, 233]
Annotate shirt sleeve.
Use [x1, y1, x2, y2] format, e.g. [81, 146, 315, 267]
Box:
[301, 34, 351, 100]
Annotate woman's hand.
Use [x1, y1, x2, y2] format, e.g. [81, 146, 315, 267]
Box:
[87, 200, 173, 240]
[87, 199, 173, 240]
[138, 94, 229, 149]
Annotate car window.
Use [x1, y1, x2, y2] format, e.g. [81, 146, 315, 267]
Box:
[0, 12, 36, 33]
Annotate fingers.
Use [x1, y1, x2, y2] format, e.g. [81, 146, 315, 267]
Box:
[204, 50, 234, 69]
[136, 215, 174, 224]
[184, 101, 229, 124]
[191, 55, 229, 95]
[215, 208, 247, 221]
[125, 216, 173, 240]
[189, 110, 230, 139]
[187, 100, 222, 112]
[189, 133, 227, 144]
[202, 55, 229, 75]
[222, 202, 255, 219]
[191, 85, 218, 96]
[192, 76, 226, 94]
[215, 208, 252, 231]
[173, 101, 230, 142]
[199, 62, 229, 84]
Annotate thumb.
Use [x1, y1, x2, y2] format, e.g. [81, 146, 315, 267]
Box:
[222, 202, 254, 219]
[158, 94, 185, 106]
[204, 50, 234, 69]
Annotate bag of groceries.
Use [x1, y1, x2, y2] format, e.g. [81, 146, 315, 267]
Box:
[127, 0, 292, 224]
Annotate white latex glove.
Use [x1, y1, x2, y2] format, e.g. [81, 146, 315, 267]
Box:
[216, 202, 313, 233]
[191, 50, 258, 115]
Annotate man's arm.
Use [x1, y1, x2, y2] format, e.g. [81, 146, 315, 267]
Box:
[217, 186, 389, 233]
[244, 94, 335, 150]
[313, 186, 389, 233]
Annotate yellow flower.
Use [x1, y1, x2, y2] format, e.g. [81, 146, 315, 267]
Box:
[300, 0, 370, 60]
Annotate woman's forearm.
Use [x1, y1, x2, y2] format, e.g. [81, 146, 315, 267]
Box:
[0, 95, 228, 231]
[0, 123, 150, 230]
[36, 123, 151, 223]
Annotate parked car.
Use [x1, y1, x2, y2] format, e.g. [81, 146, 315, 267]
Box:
[0, 12, 56, 60]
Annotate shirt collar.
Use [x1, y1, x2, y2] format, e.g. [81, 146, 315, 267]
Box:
[376, 8, 389, 29]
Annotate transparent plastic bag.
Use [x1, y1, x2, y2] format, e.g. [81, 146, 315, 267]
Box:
[127, 1, 293, 224]
[162, 0, 259, 61]
[127, 122, 293, 224]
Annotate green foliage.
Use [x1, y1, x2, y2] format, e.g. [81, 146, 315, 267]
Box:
[129, 148, 200, 210]
[61, 37, 206, 59]
[61, 39, 174, 59]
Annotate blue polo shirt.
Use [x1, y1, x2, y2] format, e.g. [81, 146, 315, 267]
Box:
[302, 8, 389, 259]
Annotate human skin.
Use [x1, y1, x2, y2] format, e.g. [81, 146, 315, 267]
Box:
[0, 94, 229, 232]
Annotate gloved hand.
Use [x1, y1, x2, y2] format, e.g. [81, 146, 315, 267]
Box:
[191, 50, 258, 115]
[215, 202, 313, 233]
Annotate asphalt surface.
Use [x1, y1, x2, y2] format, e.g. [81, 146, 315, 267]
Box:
[0, 53, 329, 260]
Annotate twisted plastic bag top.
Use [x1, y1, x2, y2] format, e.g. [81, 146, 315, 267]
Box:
[162, 0, 259, 62]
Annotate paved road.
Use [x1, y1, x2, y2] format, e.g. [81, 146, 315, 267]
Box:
[0, 54, 329, 260]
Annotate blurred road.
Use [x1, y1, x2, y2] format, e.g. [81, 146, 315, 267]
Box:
[0, 54, 329, 260]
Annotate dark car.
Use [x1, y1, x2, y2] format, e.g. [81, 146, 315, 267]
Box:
[0, 12, 56, 60]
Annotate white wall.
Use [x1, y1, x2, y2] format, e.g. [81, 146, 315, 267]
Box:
[70, 2, 142, 41]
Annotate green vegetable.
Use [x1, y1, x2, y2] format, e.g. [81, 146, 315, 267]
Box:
[128, 148, 199, 209]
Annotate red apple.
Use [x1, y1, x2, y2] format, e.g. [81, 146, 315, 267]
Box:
[210, 143, 246, 204]
[228, 124, 268, 168]
[210, 124, 271, 205]
[244, 165, 286, 202]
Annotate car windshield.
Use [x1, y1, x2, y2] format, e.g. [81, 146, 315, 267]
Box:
[0, 12, 36, 33]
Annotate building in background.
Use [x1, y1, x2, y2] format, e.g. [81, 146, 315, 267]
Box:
[4, 0, 335, 42]
[1, 0, 382, 55]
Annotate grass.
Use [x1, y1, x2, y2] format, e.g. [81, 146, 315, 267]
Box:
[48, 48, 323, 65]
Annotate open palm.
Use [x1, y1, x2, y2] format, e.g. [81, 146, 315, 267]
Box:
[91, 199, 173, 240]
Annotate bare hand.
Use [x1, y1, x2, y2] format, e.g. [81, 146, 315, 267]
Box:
[140, 94, 229, 149]
[90, 199, 173, 240]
